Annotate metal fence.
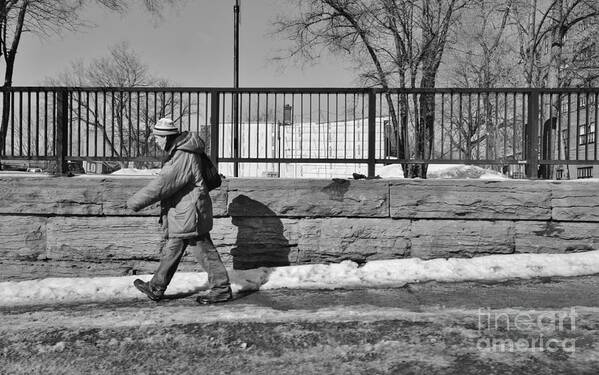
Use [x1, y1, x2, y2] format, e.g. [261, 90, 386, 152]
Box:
[1, 87, 598, 178]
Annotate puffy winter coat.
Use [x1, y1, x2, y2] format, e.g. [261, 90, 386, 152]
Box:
[127, 131, 213, 238]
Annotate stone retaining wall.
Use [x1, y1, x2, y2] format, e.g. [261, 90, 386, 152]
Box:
[1, 175, 598, 281]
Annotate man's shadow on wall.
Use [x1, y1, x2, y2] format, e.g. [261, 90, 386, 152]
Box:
[229, 195, 290, 271]
[162, 195, 289, 301]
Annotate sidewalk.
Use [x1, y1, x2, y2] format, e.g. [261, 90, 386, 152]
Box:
[2, 276, 599, 374]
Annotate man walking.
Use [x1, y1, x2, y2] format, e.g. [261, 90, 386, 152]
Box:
[127, 118, 232, 304]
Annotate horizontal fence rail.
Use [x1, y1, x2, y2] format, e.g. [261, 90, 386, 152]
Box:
[1, 87, 599, 178]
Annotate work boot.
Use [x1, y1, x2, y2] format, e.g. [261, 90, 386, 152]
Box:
[196, 286, 233, 305]
[133, 279, 163, 301]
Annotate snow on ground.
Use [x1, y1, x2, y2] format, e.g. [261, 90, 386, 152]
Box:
[111, 168, 160, 176]
[2, 250, 599, 307]
[377, 164, 508, 179]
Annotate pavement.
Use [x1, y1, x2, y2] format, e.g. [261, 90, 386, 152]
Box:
[3, 276, 599, 374]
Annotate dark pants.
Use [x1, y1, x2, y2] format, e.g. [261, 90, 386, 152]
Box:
[150, 233, 230, 295]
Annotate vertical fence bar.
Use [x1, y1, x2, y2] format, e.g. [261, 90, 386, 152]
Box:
[557, 93, 562, 160]
[136, 91, 140, 158]
[44, 91, 48, 156]
[450, 92, 454, 159]
[309, 94, 312, 158]
[233, 90, 239, 177]
[367, 89, 376, 177]
[188, 92, 191, 132]
[595, 92, 598, 161]
[256, 93, 260, 158]
[300, 94, 304, 158]
[128, 91, 132, 159]
[27, 91, 31, 157]
[68, 92, 72, 157]
[220, 93, 225, 160]
[35, 91, 39, 157]
[352, 94, 356, 159]
[18, 91, 22, 155]
[441, 93, 445, 158]
[317, 93, 321, 159]
[575, 93, 579, 162]
[291, 94, 295, 160]
[265, 94, 269, 160]
[0, 91, 5, 156]
[503, 93, 507, 160]
[94, 92, 98, 158]
[245, 93, 249, 161]
[55, 90, 69, 175]
[510, 93, 515, 161]
[585, 92, 590, 161]
[76, 91, 81, 157]
[526, 90, 539, 178]
[210, 91, 220, 167]
[85, 92, 89, 158]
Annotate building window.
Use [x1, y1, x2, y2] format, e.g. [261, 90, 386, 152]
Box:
[556, 169, 564, 180]
[589, 122, 596, 144]
[578, 122, 595, 145]
[577, 94, 597, 108]
[561, 99, 569, 113]
[579, 124, 587, 145]
[579, 95, 587, 108]
[577, 166, 593, 179]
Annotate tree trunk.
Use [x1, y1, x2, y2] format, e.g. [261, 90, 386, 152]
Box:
[0, 0, 28, 157]
[410, 71, 436, 178]
[0, 54, 15, 156]
[541, 0, 564, 179]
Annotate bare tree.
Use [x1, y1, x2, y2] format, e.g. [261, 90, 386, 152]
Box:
[275, 0, 467, 177]
[510, 0, 599, 177]
[511, 0, 599, 87]
[445, 0, 517, 164]
[47, 42, 189, 168]
[0, 0, 181, 157]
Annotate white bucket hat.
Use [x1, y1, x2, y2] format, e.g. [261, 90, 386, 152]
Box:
[153, 118, 180, 136]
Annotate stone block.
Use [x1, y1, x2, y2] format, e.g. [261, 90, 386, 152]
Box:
[0, 216, 47, 261]
[410, 219, 515, 259]
[0, 176, 103, 215]
[515, 221, 599, 253]
[295, 218, 411, 264]
[45, 217, 237, 262]
[552, 181, 599, 221]
[390, 180, 551, 220]
[227, 178, 388, 217]
[45, 216, 164, 261]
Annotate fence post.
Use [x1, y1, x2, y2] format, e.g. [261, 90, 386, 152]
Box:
[233, 92, 239, 177]
[210, 91, 220, 169]
[367, 89, 376, 177]
[525, 90, 539, 179]
[55, 89, 69, 176]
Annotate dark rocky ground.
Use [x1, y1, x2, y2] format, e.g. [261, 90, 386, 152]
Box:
[3, 276, 599, 374]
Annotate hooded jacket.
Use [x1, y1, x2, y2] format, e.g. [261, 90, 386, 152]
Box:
[127, 131, 213, 238]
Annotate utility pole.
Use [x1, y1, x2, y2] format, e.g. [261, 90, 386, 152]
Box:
[233, 0, 240, 177]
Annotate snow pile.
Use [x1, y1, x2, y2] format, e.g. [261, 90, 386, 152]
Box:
[2, 250, 599, 307]
[377, 164, 507, 179]
[111, 168, 160, 176]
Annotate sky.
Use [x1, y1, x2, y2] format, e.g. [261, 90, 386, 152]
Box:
[14, 1, 357, 87]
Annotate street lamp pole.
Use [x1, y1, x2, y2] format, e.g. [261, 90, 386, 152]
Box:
[233, 0, 240, 177]
[234, 0, 240, 89]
